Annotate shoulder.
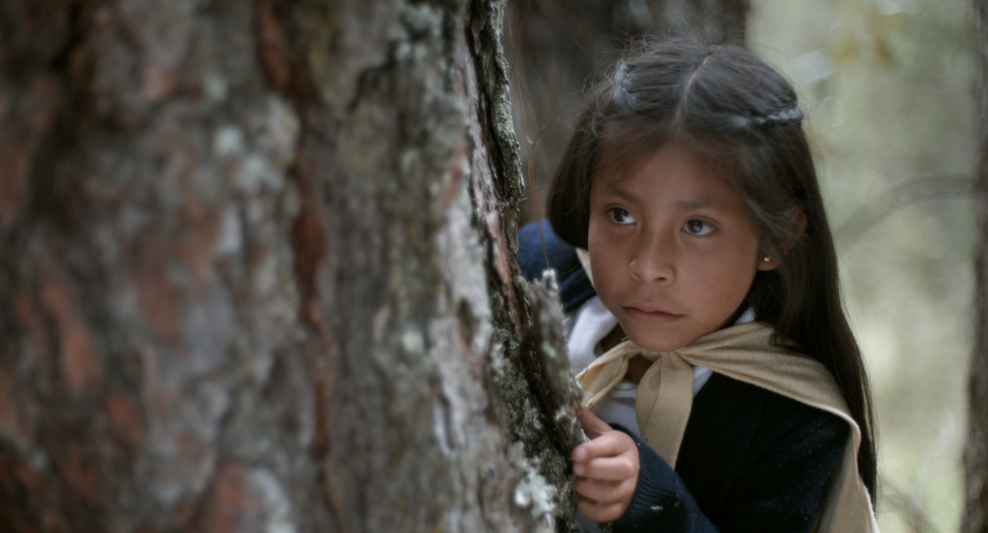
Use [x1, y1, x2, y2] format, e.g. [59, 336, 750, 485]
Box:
[517, 220, 596, 313]
[610, 374, 849, 532]
[685, 373, 848, 464]
[677, 373, 848, 529]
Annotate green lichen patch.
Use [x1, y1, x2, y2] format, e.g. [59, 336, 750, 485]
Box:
[488, 272, 587, 532]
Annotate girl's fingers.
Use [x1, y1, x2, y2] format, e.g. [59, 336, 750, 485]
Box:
[574, 454, 637, 481]
[576, 406, 613, 439]
[572, 431, 635, 462]
[577, 495, 631, 523]
[570, 424, 640, 522]
[573, 476, 637, 504]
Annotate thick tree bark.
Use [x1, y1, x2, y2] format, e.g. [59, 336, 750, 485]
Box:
[965, 2, 988, 531]
[0, 0, 572, 531]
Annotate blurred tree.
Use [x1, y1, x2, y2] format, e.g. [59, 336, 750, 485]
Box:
[0, 0, 574, 531]
[967, 2, 988, 531]
[503, 0, 748, 222]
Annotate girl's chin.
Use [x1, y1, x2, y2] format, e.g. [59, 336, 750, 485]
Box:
[622, 329, 694, 353]
[618, 320, 721, 353]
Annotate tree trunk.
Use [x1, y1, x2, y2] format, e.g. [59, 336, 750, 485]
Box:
[0, 0, 572, 531]
[965, 1, 988, 531]
[503, 0, 748, 222]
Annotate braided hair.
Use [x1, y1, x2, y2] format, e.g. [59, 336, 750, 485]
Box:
[546, 37, 877, 501]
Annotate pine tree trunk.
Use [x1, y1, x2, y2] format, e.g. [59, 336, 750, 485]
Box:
[0, 0, 570, 531]
[965, 1, 988, 531]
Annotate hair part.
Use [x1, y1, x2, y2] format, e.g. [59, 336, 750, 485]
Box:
[546, 36, 878, 500]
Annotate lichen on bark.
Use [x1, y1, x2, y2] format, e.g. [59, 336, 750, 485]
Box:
[464, 0, 585, 531]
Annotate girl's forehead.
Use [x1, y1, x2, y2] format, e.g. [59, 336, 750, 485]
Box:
[594, 140, 735, 190]
[591, 142, 761, 224]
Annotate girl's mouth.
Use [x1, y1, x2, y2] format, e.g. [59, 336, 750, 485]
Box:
[623, 306, 682, 325]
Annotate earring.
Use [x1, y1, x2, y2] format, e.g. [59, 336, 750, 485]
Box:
[763, 256, 771, 262]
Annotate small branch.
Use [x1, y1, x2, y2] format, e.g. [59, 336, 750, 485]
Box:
[878, 475, 940, 533]
[834, 174, 972, 244]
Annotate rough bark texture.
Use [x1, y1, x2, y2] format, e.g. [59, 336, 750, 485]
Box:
[965, 2, 988, 531]
[503, 0, 748, 222]
[0, 0, 574, 531]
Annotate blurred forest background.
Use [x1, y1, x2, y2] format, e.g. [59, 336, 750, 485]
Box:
[507, 0, 977, 531]
[751, 2, 975, 532]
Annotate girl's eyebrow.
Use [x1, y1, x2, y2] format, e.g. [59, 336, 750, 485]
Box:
[603, 181, 638, 203]
[676, 199, 716, 210]
[603, 182, 721, 210]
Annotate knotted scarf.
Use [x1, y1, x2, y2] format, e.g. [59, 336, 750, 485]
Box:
[572, 249, 878, 533]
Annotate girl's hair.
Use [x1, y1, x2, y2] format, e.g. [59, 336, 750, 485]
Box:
[546, 37, 877, 500]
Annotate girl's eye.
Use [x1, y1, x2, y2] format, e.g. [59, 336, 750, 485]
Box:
[607, 208, 636, 225]
[683, 219, 714, 236]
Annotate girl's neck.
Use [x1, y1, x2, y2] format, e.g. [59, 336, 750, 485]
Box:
[599, 325, 652, 384]
[600, 305, 748, 385]
[599, 325, 625, 352]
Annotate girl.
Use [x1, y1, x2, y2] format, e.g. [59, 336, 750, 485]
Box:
[517, 38, 878, 532]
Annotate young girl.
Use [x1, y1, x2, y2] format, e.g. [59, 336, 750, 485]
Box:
[517, 38, 878, 532]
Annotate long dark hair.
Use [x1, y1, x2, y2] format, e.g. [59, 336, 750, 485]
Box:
[546, 37, 878, 500]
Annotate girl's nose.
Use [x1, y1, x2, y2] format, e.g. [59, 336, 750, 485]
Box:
[628, 231, 675, 283]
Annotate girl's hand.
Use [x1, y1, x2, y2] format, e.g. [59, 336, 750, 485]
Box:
[572, 406, 640, 522]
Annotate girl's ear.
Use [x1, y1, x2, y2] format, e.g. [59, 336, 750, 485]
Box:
[757, 205, 808, 271]
[784, 205, 809, 248]
[757, 253, 780, 271]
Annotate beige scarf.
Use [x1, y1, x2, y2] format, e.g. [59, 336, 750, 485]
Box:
[573, 249, 879, 532]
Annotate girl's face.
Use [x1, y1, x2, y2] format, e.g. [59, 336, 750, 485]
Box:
[587, 141, 777, 353]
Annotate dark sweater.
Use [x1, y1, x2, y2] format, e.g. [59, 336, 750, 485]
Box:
[518, 220, 848, 533]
